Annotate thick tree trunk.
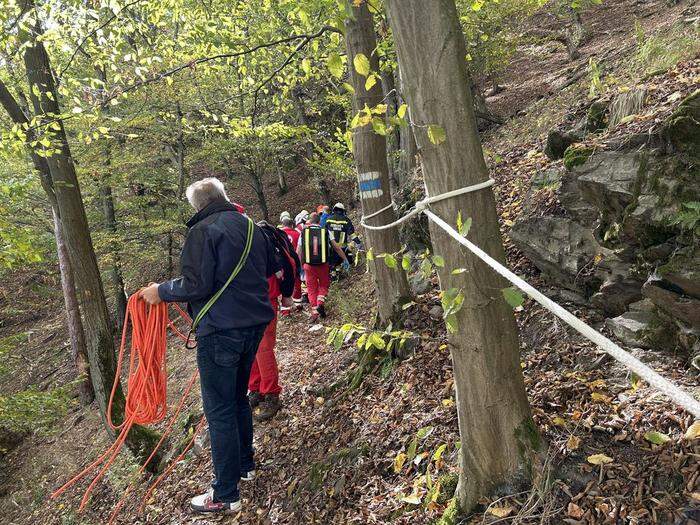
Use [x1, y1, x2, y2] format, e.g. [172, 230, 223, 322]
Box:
[344, 2, 411, 324]
[385, 0, 539, 512]
[380, 69, 400, 193]
[19, 3, 160, 461]
[53, 208, 94, 405]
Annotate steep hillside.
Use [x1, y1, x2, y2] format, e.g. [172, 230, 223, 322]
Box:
[0, 1, 698, 525]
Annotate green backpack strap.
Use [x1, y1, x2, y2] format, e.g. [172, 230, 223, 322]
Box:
[186, 217, 255, 348]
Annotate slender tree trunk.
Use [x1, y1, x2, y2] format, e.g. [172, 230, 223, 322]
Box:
[385, 0, 539, 512]
[345, 2, 411, 324]
[291, 87, 333, 204]
[18, 2, 160, 461]
[249, 171, 270, 222]
[277, 165, 288, 195]
[53, 207, 94, 405]
[100, 184, 127, 329]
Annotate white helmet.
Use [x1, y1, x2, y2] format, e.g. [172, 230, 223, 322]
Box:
[295, 210, 309, 225]
[333, 202, 345, 211]
[280, 211, 291, 222]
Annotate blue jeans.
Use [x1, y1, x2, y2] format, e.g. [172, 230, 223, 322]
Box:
[197, 325, 267, 503]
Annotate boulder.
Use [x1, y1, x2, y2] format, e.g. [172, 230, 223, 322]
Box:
[559, 170, 599, 224]
[575, 151, 644, 220]
[544, 128, 581, 160]
[409, 273, 431, 295]
[585, 100, 608, 132]
[658, 245, 700, 299]
[590, 277, 643, 316]
[509, 216, 601, 293]
[608, 88, 646, 128]
[642, 277, 700, 328]
[605, 310, 654, 348]
[661, 88, 700, 156]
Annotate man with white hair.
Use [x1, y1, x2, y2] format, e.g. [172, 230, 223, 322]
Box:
[141, 177, 277, 514]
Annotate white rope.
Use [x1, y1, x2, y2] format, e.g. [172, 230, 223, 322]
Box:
[424, 210, 700, 418]
[358, 179, 700, 417]
[360, 178, 495, 231]
[362, 201, 395, 221]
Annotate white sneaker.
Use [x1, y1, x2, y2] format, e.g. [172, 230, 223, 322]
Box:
[240, 470, 256, 482]
[190, 488, 241, 513]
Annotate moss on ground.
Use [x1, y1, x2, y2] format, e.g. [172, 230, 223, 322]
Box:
[563, 145, 594, 171]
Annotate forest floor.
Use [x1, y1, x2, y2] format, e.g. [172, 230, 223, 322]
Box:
[1, 0, 699, 524]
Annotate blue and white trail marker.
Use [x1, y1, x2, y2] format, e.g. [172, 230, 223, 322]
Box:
[359, 171, 383, 199]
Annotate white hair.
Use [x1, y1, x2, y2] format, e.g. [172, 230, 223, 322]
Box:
[185, 177, 228, 211]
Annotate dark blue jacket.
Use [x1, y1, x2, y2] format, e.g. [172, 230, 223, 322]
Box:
[158, 199, 277, 336]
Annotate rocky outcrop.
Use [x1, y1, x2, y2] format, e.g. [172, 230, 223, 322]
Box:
[510, 93, 700, 355]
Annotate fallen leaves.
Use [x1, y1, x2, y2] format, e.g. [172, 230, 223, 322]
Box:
[587, 453, 613, 465]
[643, 431, 671, 445]
[684, 421, 700, 440]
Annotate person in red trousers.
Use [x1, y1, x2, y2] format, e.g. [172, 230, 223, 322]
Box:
[296, 213, 349, 322]
[248, 269, 287, 421]
[279, 212, 303, 313]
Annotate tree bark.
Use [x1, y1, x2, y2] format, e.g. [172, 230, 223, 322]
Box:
[344, 2, 411, 324]
[385, 0, 539, 512]
[53, 207, 94, 405]
[18, 1, 161, 461]
[100, 184, 128, 329]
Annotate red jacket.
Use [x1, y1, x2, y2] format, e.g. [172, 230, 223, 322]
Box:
[282, 226, 300, 249]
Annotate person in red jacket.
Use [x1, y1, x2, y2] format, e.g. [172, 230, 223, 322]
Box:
[279, 213, 302, 312]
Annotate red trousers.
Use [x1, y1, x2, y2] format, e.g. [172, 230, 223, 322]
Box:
[292, 276, 302, 304]
[304, 263, 330, 308]
[248, 314, 281, 395]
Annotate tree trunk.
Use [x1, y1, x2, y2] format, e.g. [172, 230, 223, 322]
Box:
[19, 2, 161, 461]
[344, 2, 411, 324]
[385, 0, 539, 513]
[249, 170, 269, 222]
[53, 207, 94, 405]
[277, 165, 288, 195]
[291, 87, 333, 204]
[380, 69, 400, 193]
[100, 184, 128, 330]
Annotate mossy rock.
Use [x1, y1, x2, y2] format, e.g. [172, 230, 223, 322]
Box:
[586, 100, 608, 132]
[563, 145, 594, 171]
[662, 89, 700, 156]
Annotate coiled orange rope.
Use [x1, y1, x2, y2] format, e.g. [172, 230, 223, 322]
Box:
[51, 293, 204, 522]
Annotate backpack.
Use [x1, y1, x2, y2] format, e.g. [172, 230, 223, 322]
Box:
[300, 225, 329, 265]
[257, 221, 301, 298]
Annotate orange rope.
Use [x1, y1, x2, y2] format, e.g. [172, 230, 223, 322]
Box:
[51, 294, 201, 520]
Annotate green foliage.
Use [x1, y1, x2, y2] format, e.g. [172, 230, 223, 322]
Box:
[502, 287, 525, 308]
[0, 333, 28, 376]
[669, 202, 700, 234]
[456, 0, 544, 82]
[441, 288, 465, 334]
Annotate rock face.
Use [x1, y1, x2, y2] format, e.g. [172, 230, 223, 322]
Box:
[511, 93, 700, 355]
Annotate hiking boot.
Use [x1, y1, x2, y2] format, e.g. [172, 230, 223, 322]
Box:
[309, 310, 320, 323]
[248, 391, 263, 409]
[317, 302, 326, 318]
[240, 470, 256, 482]
[254, 394, 281, 422]
[301, 293, 309, 304]
[190, 488, 241, 514]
